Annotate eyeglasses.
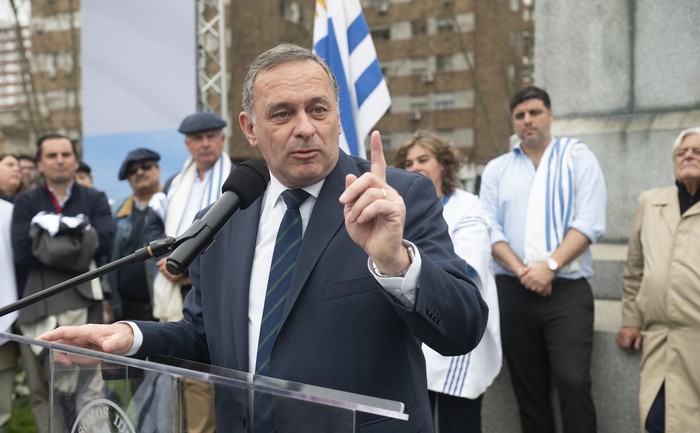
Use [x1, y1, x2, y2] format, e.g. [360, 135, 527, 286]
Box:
[127, 161, 156, 176]
[673, 147, 700, 159]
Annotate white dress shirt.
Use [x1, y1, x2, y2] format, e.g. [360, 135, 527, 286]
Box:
[127, 174, 422, 368]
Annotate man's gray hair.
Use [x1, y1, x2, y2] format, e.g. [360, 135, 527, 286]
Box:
[671, 126, 700, 159]
[242, 43, 340, 120]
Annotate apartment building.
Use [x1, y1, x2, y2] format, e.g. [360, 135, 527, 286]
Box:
[363, 0, 533, 167]
[0, 0, 80, 152]
[1, 0, 533, 170]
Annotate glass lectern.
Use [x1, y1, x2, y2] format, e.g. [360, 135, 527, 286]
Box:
[1, 333, 407, 433]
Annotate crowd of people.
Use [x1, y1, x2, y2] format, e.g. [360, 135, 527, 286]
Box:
[0, 43, 697, 433]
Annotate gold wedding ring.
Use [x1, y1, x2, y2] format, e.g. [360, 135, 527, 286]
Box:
[381, 188, 387, 200]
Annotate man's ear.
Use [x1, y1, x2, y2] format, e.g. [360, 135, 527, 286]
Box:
[238, 112, 257, 148]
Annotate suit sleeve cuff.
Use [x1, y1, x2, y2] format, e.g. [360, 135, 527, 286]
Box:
[117, 321, 143, 356]
[367, 241, 421, 308]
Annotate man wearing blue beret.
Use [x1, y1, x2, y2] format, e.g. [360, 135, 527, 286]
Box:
[108, 148, 162, 322]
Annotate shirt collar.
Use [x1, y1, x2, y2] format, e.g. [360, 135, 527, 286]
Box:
[512, 138, 556, 156]
[46, 180, 75, 205]
[267, 174, 325, 207]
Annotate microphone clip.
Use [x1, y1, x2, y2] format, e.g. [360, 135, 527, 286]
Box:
[165, 219, 215, 275]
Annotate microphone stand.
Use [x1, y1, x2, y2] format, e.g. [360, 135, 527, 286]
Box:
[0, 237, 176, 318]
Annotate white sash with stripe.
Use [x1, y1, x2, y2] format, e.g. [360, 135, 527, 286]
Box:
[152, 153, 231, 322]
[523, 137, 583, 273]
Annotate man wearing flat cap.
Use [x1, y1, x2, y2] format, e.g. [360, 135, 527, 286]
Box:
[147, 111, 232, 322]
[146, 113, 230, 433]
[107, 148, 162, 322]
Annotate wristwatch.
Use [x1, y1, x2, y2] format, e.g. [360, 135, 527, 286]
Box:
[371, 241, 415, 278]
[546, 257, 559, 273]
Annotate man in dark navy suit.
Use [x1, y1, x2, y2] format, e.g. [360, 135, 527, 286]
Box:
[40, 44, 488, 433]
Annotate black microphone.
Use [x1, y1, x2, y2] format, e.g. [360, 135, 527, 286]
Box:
[165, 159, 270, 275]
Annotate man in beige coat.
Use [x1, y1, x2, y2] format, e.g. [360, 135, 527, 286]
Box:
[617, 126, 700, 433]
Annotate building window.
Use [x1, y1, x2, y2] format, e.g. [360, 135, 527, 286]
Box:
[58, 52, 73, 75]
[368, 0, 391, 14]
[3, 62, 20, 73]
[411, 67, 427, 77]
[410, 101, 428, 113]
[65, 90, 77, 108]
[366, 0, 387, 7]
[409, 58, 429, 77]
[411, 20, 427, 37]
[435, 54, 453, 72]
[46, 52, 57, 79]
[436, 16, 454, 34]
[435, 99, 454, 110]
[371, 27, 391, 41]
[281, 1, 301, 24]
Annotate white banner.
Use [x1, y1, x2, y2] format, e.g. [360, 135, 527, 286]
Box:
[81, 1, 197, 200]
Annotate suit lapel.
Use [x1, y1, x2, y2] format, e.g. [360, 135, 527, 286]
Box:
[654, 193, 680, 234]
[281, 153, 359, 323]
[225, 198, 263, 372]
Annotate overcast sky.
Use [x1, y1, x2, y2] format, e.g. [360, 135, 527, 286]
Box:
[0, 0, 30, 26]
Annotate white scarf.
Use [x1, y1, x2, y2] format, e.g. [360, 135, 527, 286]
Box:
[152, 153, 231, 322]
[523, 137, 583, 273]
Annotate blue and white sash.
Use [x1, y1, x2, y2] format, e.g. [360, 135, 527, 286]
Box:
[524, 137, 583, 273]
[164, 152, 231, 237]
[152, 152, 231, 322]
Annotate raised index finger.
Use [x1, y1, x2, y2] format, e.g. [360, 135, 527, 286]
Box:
[369, 130, 387, 182]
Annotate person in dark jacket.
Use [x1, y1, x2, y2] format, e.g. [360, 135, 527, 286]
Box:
[11, 133, 115, 433]
[108, 148, 162, 321]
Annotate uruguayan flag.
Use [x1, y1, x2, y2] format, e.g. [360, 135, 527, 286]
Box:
[313, 0, 391, 157]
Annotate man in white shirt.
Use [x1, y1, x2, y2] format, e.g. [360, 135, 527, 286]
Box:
[480, 86, 606, 433]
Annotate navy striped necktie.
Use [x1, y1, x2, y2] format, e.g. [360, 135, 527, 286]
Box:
[256, 188, 310, 377]
[254, 189, 309, 432]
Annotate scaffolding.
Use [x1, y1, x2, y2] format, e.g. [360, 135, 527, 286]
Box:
[196, 0, 228, 120]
